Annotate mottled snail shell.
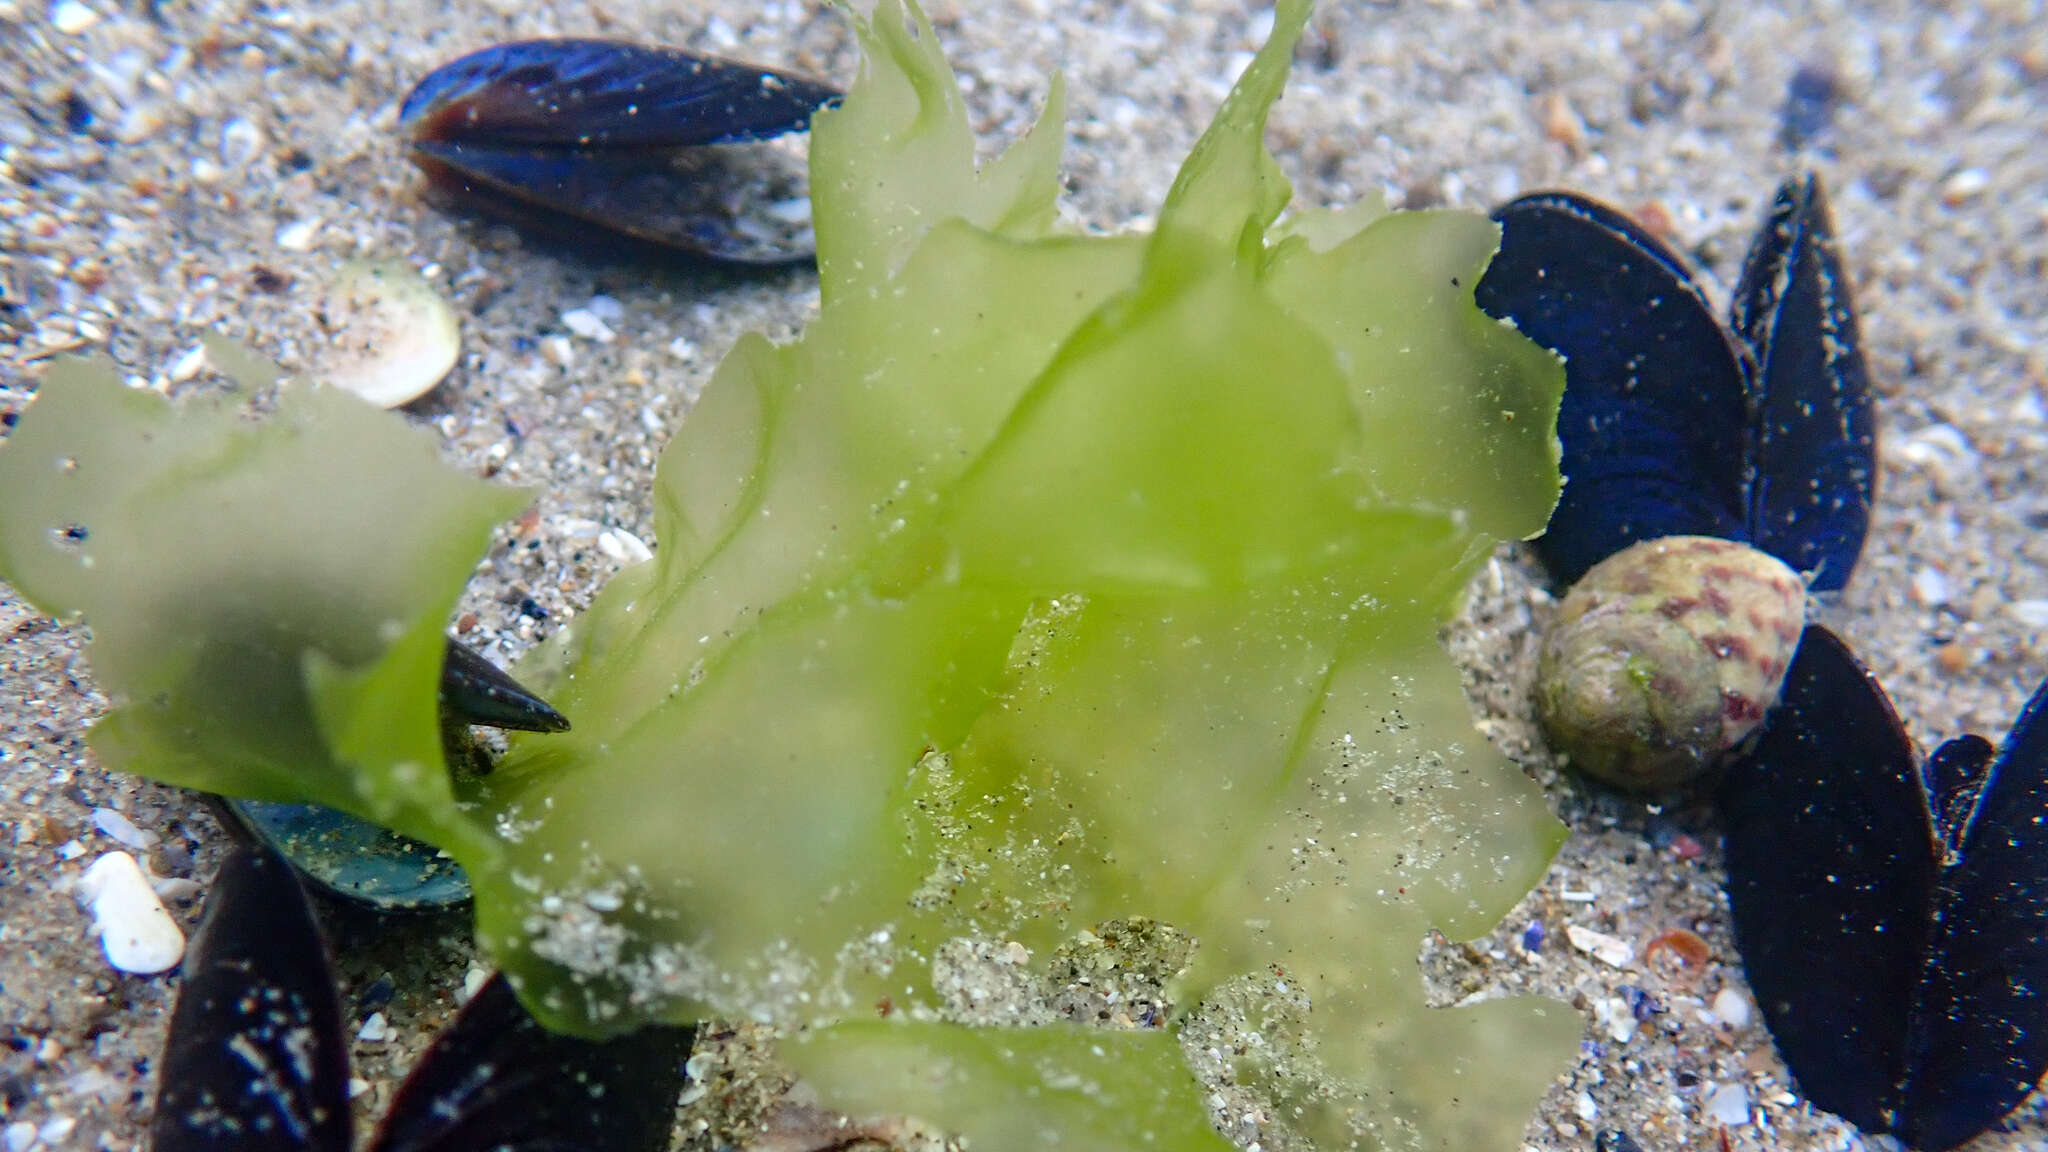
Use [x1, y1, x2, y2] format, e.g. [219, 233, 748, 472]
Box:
[1537, 535, 1806, 792]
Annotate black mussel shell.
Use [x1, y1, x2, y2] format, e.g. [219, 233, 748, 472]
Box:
[154, 843, 352, 1152]
[1729, 174, 1876, 592]
[226, 639, 568, 912]
[1476, 174, 1874, 593]
[1720, 625, 2048, 1150]
[1476, 192, 1751, 587]
[154, 840, 695, 1152]
[441, 638, 569, 733]
[402, 39, 841, 264]
[368, 975, 693, 1152]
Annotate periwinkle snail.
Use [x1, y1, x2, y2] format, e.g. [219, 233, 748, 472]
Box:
[1476, 174, 1875, 792]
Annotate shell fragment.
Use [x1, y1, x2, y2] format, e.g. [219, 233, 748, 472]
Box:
[315, 261, 461, 408]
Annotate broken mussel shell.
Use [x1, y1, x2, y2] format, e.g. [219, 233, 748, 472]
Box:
[224, 638, 568, 911]
[155, 838, 693, 1152]
[401, 39, 843, 263]
[1477, 174, 1874, 790]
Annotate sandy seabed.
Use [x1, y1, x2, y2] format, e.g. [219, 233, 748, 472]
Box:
[3, 1, 2046, 1149]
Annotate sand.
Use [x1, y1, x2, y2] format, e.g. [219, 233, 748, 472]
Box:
[2, 1, 2046, 1149]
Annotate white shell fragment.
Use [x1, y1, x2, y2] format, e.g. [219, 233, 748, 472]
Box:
[49, 0, 101, 34]
[1711, 985, 1753, 1030]
[1566, 924, 1634, 969]
[91, 806, 159, 850]
[1704, 1081, 1752, 1126]
[77, 851, 186, 974]
[315, 261, 461, 408]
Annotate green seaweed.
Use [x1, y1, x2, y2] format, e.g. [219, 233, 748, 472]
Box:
[0, 1, 1579, 1147]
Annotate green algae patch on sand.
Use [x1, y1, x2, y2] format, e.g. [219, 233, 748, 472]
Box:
[0, 0, 1579, 1147]
[0, 354, 525, 872]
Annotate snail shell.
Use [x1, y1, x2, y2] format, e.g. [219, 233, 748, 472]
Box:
[1536, 535, 1806, 792]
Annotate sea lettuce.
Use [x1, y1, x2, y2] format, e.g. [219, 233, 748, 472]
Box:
[0, 1, 1578, 1148]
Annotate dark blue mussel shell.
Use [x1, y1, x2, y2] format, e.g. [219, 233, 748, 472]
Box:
[401, 39, 842, 264]
[1719, 625, 2048, 1151]
[154, 840, 693, 1152]
[224, 638, 568, 912]
[1475, 173, 1875, 592]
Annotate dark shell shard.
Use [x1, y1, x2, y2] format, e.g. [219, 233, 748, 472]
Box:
[1729, 174, 1876, 592]
[154, 843, 351, 1152]
[1475, 175, 1874, 593]
[441, 638, 569, 733]
[402, 39, 841, 264]
[1719, 625, 2048, 1151]
[1474, 192, 1752, 589]
[227, 639, 570, 912]
[154, 841, 694, 1152]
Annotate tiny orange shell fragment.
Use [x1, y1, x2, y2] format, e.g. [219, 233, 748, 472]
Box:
[1643, 927, 1712, 973]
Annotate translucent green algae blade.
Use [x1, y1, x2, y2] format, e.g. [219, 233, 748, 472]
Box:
[0, 358, 526, 859]
[0, 0, 1579, 1148]
[793, 1022, 1240, 1152]
[485, 0, 1573, 1147]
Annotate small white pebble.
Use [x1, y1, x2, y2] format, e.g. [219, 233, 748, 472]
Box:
[1566, 924, 1634, 969]
[35, 1119, 73, 1147]
[78, 851, 185, 974]
[1596, 995, 1638, 1043]
[597, 528, 655, 564]
[1912, 566, 1951, 608]
[541, 334, 575, 368]
[357, 1012, 389, 1043]
[57, 839, 86, 861]
[1940, 167, 1990, 205]
[560, 308, 616, 343]
[1711, 986, 1752, 1030]
[1896, 423, 1981, 489]
[584, 294, 625, 322]
[667, 336, 697, 361]
[275, 217, 321, 251]
[1003, 940, 1030, 965]
[2011, 600, 2048, 631]
[1574, 1091, 1599, 1121]
[91, 807, 158, 850]
[460, 965, 490, 1003]
[1704, 1082, 1751, 1126]
[3, 1121, 35, 1152]
[167, 344, 207, 384]
[49, 0, 99, 33]
[347, 1078, 372, 1100]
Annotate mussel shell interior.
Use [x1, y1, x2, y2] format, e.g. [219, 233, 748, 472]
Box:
[413, 135, 817, 264]
[227, 798, 470, 910]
